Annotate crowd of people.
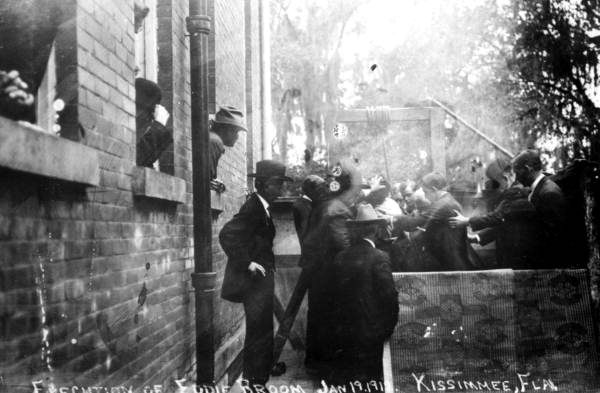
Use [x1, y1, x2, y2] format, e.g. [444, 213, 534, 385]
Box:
[219, 148, 582, 393]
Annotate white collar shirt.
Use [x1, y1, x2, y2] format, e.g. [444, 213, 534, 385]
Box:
[256, 193, 271, 217]
[528, 173, 545, 202]
[362, 238, 376, 248]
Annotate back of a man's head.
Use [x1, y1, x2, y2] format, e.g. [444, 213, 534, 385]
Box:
[512, 149, 542, 171]
[135, 78, 162, 112]
[301, 175, 327, 201]
[421, 172, 447, 190]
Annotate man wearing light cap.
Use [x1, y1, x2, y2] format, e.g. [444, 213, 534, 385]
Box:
[210, 105, 247, 191]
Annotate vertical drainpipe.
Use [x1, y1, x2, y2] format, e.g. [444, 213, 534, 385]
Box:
[260, 0, 272, 159]
[186, 0, 215, 385]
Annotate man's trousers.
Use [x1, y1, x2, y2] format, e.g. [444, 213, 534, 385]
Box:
[242, 270, 274, 385]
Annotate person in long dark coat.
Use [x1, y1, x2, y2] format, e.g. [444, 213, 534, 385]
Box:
[219, 160, 291, 390]
[301, 161, 362, 376]
[330, 204, 399, 391]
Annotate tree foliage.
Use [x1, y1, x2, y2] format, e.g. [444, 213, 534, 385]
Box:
[508, 0, 600, 162]
[271, 0, 600, 173]
[270, 0, 366, 164]
[331, 0, 521, 182]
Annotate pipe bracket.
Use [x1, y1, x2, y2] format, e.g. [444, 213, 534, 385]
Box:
[186, 15, 211, 35]
[191, 271, 217, 291]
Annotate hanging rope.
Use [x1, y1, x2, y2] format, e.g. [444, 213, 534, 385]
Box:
[366, 105, 391, 128]
[366, 106, 392, 180]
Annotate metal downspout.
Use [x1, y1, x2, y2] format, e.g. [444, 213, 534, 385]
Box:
[186, 0, 215, 385]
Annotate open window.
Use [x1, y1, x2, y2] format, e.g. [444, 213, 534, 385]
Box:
[135, 0, 158, 82]
[0, 0, 99, 187]
[0, 0, 79, 139]
[134, 0, 173, 173]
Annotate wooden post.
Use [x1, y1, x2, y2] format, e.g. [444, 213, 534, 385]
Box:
[429, 107, 446, 175]
[429, 97, 514, 158]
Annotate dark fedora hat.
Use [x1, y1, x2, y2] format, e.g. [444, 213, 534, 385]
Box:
[248, 160, 292, 181]
[213, 105, 247, 132]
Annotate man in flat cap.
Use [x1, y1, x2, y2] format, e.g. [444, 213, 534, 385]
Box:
[219, 160, 291, 391]
[210, 105, 247, 192]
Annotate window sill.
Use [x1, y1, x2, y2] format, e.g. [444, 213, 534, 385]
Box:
[132, 166, 186, 203]
[0, 116, 100, 186]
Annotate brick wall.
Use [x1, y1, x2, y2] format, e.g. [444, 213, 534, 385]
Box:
[0, 0, 265, 390]
[2, 0, 186, 390]
[211, 0, 258, 383]
[245, 0, 263, 192]
[203, 0, 268, 384]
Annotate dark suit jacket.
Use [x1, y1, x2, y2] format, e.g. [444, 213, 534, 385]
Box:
[422, 193, 481, 271]
[136, 119, 173, 167]
[209, 131, 225, 179]
[529, 176, 568, 268]
[395, 193, 480, 271]
[219, 193, 275, 302]
[332, 240, 399, 348]
[470, 187, 538, 269]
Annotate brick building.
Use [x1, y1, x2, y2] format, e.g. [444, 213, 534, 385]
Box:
[0, 0, 272, 391]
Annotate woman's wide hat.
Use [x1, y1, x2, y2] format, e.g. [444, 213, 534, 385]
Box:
[347, 203, 388, 227]
[248, 160, 293, 181]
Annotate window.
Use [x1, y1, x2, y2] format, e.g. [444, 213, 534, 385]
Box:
[135, 0, 158, 82]
[36, 42, 58, 134]
[134, 0, 171, 172]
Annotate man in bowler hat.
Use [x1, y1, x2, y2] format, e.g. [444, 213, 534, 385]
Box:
[219, 160, 291, 389]
[210, 105, 247, 192]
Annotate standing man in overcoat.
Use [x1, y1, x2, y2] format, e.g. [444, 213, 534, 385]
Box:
[219, 160, 291, 390]
[511, 149, 569, 268]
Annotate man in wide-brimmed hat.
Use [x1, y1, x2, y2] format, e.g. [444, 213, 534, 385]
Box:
[210, 105, 247, 191]
[328, 203, 399, 390]
[219, 159, 291, 390]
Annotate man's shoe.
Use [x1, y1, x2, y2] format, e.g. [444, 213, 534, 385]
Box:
[271, 362, 286, 376]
